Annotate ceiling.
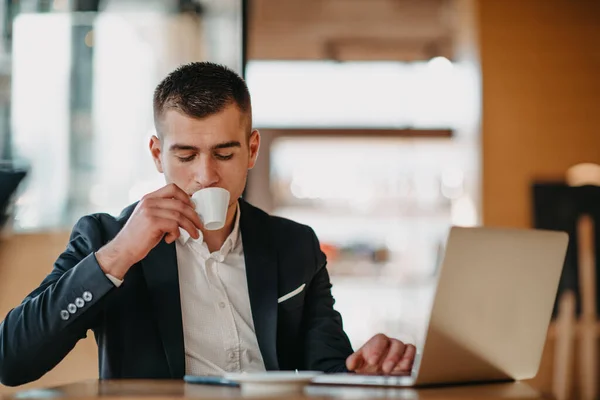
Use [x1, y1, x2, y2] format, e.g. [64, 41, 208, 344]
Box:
[247, 0, 456, 61]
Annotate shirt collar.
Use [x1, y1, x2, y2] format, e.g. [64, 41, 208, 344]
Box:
[177, 202, 241, 254]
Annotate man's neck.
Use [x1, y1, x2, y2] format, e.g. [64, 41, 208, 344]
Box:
[201, 202, 238, 253]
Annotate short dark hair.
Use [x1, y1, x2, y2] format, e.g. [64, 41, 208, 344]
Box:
[153, 62, 252, 136]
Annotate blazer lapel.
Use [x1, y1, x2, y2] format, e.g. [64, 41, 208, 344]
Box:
[141, 239, 185, 378]
[240, 199, 280, 370]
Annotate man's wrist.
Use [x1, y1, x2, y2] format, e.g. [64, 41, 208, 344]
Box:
[95, 241, 134, 280]
[104, 272, 124, 287]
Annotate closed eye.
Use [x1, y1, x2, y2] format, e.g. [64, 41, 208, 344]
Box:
[215, 153, 233, 161]
[176, 155, 196, 163]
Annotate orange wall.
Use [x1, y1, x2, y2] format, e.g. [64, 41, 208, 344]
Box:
[480, 0, 600, 228]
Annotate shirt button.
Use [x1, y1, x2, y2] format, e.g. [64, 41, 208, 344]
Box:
[83, 291, 93, 302]
[75, 297, 85, 308]
[60, 310, 70, 321]
[219, 302, 226, 309]
[67, 303, 77, 314]
[228, 352, 235, 361]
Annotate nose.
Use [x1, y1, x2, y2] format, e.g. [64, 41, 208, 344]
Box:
[194, 154, 219, 188]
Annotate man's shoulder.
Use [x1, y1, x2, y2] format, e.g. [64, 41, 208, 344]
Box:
[241, 199, 315, 239]
[90, 201, 137, 225]
[73, 202, 137, 238]
[269, 214, 314, 237]
[61, 202, 138, 253]
[241, 200, 323, 269]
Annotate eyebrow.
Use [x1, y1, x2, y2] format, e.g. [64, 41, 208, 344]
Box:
[211, 141, 241, 150]
[169, 141, 242, 152]
[169, 144, 199, 152]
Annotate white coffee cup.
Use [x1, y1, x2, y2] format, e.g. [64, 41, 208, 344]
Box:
[191, 187, 231, 231]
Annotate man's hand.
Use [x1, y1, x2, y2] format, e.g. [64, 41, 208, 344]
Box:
[346, 333, 416, 375]
[96, 183, 203, 279]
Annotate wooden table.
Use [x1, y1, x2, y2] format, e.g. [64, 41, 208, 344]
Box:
[4, 379, 548, 400]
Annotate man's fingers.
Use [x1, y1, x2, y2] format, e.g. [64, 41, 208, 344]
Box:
[151, 209, 199, 240]
[163, 223, 181, 244]
[150, 183, 194, 206]
[398, 344, 417, 372]
[391, 344, 417, 375]
[348, 335, 418, 376]
[346, 352, 364, 371]
[390, 364, 412, 376]
[348, 334, 391, 374]
[164, 232, 177, 244]
[401, 344, 416, 363]
[362, 333, 391, 366]
[162, 198, 203, 230]
[144, 198, 203, 230]
[381, 339, 406, 374]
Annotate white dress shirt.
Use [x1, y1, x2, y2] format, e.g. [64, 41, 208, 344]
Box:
[175, 204, 266, 376]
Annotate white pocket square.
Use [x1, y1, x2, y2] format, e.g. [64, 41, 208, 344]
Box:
[277, 283, 306, 304]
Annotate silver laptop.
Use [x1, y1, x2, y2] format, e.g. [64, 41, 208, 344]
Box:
[313, 226, 569, 387]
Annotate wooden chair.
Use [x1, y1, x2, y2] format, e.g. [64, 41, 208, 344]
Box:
[552, 163, 600, 400]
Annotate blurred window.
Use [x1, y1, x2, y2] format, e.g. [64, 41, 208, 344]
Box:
[2, 0, 243, 231]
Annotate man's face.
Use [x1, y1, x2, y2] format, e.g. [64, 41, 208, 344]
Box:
[150, 103, 260, 209]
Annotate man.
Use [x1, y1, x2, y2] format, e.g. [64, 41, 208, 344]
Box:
[0, 62, 415, 386]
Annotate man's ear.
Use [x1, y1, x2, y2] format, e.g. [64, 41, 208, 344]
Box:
[150, 135, 164, 173]
[248, 129, 260, 169]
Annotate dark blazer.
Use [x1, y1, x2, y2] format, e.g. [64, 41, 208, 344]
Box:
[0, 199, 353, 386]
